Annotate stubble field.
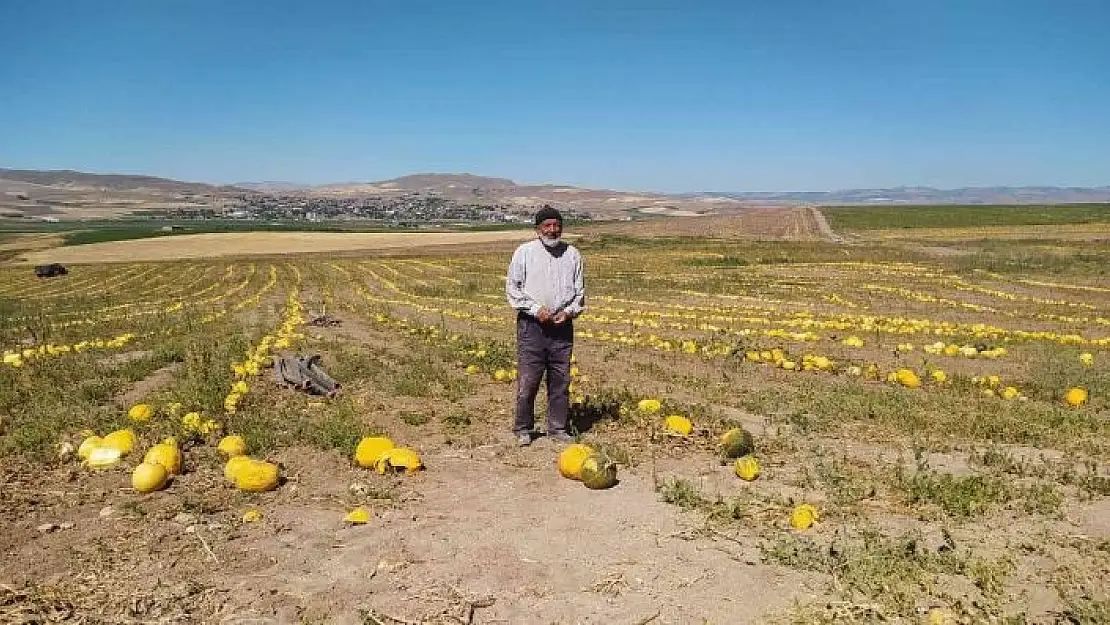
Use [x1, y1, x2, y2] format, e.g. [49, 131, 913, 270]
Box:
[1, 210, 1108, 624]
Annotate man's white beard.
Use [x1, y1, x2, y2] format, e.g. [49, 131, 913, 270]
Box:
[541, 236, 562, 248]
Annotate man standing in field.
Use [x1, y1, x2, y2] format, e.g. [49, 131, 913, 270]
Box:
[505, 206, 586, 446]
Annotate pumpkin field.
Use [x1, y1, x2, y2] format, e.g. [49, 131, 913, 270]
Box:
[1, 212, 1109, 624]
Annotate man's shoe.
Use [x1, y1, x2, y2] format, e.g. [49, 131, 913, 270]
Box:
[547, 432, 574, 444]
[516, 433, 532, 447]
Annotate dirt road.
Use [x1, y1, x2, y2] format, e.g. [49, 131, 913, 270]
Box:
[806, 206, 843, 243]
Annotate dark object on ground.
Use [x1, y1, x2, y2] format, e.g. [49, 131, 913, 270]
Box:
[308, 313, 341, 327]
[274, 353, 340, 397]
[35, 263, 67, 278]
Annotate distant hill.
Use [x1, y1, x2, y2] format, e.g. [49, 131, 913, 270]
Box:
[0, 168, 243, 220]
[298, 172, 749, 217]
[5, 168, 1107, 205]
[2, 167, 1108, 222]
[0, 168, 243, 194]
[376, 173, 518, 192]
[278, 174, 1110, 207]
[308, 173, 521, 197]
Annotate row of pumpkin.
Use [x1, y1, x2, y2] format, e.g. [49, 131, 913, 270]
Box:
[71, 427, 427, 495]
[73, 416, 820, 530]
[73, 429, 281, 492]
[554, 424, 818, 530]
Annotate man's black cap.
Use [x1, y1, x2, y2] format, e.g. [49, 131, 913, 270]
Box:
[534, 205, 563, 226]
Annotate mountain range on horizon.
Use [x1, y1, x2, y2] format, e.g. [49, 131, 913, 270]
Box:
[227, 177, 1110, 207]
[1, 168, 1109, 223]
[231, 176, 1110, 204]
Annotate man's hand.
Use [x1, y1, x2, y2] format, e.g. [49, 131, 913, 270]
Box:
[536, 307, 552, 323]
[551, 311, 568, 325]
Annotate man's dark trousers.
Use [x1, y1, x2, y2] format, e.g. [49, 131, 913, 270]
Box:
[514, 312, 573, 436]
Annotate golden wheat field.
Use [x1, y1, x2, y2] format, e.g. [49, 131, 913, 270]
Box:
[1, 218, 1108, 624]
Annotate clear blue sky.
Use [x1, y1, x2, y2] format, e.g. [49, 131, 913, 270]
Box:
[1, 1, 1108, 192]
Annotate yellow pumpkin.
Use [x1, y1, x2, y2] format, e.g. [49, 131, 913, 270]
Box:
[234, 460, 280, 492]
[128, 403, 153, 422]
[734, 456, 761, 481]
[101, 428, 136, 456]
[344, 507, 371, 524]
[131, 461, 169, 493]
[86, 446, 122, 468]
[1065, 387, 1088, 407]
[78, 435, 103, 460]
[374, 447, 423, 474]
[144, 439, 182, 475]
[557, 443, 594, 480]
[894, 368, 921, 389]
[663, 415, 693, 436]
[224, 455, 253, 483]
[790, 504, 819, 530]
[217, 435, 247, 457]
[354, 436, 394, 468]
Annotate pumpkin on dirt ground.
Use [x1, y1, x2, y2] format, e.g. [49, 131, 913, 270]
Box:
[558, 443, 594, 480]
[86, 446, 123, 468]
[1065, 387, 1088, 407]
[734, 456, 761, 481]
[374, 447, 423, 474]
[344, 507, 371, 524]
[101, 428, 136, 456]
[224, 455, 254, 483]
[790, 504, 819, 530]
[218, 435, 247, 457]
[578, 452, 618, 490]
[354, 436, 394, 468]
[234, 459, 280, 492]
[144, 438, 182, 475]
[894, 368, 921, 389]
[663, 415, 693, 436]
[128, 403, 154, 423]
[718, 427, 755, 460]
[132, 461, 170, 493]
[78, 435, 103, 460]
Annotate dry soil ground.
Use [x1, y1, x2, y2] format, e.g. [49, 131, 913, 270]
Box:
[585, 207, 826, 241]
[17, 231, 538, 265]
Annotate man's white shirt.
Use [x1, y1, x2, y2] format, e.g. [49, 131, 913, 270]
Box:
[505, 239, 586, 318]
